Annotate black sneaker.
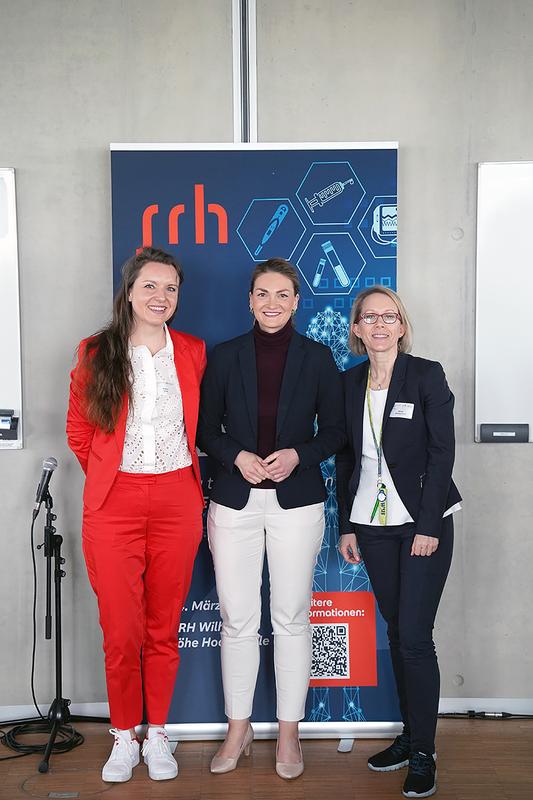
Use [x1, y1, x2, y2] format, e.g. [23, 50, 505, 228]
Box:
[367, 732, 410, 772]
[402, 751, 437, 798]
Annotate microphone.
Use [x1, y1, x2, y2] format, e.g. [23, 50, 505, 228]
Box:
[33, 457, 58, 516]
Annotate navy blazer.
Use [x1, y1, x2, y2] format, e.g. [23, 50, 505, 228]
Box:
[336, 352, 461, 539]
[198, 329, 346, 510]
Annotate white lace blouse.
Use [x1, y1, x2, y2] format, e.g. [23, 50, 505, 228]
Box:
[119, 326, 192, 473]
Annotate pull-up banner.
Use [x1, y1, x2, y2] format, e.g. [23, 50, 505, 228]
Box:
[111, 143, 399, 729]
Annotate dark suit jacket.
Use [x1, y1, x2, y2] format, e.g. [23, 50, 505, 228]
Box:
[198, 329, 346, 510]
[336, 352, 461, 539]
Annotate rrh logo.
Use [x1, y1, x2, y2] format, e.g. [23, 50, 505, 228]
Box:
[137, 184, 228, 252]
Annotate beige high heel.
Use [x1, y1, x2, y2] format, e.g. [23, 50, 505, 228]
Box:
[275, 739, 304, 780]
[210, 724, 254, 774]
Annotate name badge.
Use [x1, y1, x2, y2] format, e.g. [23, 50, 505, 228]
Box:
[390, 402, 414, 419]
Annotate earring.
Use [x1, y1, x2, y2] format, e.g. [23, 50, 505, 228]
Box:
[249, 306, 254, 314]
[291, 308, 297, 317]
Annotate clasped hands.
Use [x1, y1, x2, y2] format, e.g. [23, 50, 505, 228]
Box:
[235, 448, 299, 484]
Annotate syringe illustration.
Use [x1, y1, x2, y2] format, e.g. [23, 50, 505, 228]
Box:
[321, 240, 350, 288]
[254, 203, 289, 257]
[312, 257, 326, 288]
[305, 178, 354, 213]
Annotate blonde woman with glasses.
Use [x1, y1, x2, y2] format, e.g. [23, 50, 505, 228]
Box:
[336, 286, 461, 799]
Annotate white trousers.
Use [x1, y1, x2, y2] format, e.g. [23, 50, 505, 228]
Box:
[207, 489, 325, 721]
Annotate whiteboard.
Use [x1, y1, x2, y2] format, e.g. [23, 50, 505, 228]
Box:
[0, 168, 23, 449]
[475, 162, 533, 443]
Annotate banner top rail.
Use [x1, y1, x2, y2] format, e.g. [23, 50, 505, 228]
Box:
[110, 141, 398, 152]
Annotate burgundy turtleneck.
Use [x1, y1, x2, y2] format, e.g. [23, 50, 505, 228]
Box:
[253, 319, 293, 487]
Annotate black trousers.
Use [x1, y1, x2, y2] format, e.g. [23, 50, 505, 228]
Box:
[356, 516, 454, 754]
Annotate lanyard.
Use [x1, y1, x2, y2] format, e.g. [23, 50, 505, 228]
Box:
[366, 370, 387, 525]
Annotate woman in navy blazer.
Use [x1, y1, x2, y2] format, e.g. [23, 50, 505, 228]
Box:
[337, 286, 460, 800]
[198, 258, 344, 779]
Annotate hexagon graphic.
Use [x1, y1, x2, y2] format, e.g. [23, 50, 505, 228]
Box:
[237, 198, 306, 262]
[296, 161, 365, 226]
[357, 195, 397, 259]
[297, 233, 366, 296]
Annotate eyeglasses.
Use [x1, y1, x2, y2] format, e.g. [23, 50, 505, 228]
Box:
[357, 312, 402, 325]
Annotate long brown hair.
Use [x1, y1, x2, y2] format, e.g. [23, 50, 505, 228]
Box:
[82, 247, 184, 432]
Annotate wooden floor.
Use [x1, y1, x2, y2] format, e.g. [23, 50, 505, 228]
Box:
[0, 719, 532, 800]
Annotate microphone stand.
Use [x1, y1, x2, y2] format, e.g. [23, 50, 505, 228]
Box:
[36, 490, 72, 773]
[3, 484, 110, 765]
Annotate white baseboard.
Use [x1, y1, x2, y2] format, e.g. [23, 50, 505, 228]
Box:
[0, 704, 400, 739]
[0, 702, 110, 722]
[438, 697, 533, 714]
[1, 698, 530, 739]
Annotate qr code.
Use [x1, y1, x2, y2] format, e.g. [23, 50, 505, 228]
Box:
[311, 624, 349, 679]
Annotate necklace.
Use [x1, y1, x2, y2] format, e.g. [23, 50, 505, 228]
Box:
[370, 371, 384, 390]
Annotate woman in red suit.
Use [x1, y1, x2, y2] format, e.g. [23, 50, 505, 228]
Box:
[67, 247, 205, 783]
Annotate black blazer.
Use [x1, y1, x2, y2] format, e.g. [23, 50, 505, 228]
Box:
[336, 352, 461, 539]
[198, 329, 346, 510]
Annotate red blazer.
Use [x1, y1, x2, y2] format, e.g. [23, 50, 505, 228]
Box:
[67, 328, 206, 511]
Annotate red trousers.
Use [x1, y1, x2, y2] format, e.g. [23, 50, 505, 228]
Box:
[82, 467, 203, 729]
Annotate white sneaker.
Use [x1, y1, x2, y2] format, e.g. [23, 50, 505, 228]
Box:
[101, 728, 140, 783]
[142, 727, 178, 781]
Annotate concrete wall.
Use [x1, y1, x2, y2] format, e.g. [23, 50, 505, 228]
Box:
[0, 0, 233, 707]
[0, 0, 531, 710]
[256, 0, 533, 703]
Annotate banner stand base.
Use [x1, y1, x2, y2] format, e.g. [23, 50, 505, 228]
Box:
[337, 738, 355, 753]
[162, 721, 402, 742]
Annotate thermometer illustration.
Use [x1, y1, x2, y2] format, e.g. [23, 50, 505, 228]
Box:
[254, 203, 289, 257]
[321, 240, 350, 288]
[312, 257, 326, 288]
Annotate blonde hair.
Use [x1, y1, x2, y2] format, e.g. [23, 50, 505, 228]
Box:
[348, 286, 413, 356]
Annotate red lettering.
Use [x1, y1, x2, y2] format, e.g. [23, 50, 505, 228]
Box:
[194, 184, 205, 244]
[139, 186, 228, 250]
[168, 204, 185, 244]
[208, 202, 228, 244]
[136, 204, 159, 253]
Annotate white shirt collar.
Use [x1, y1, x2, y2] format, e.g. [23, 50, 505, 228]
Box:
[130, 324, 174, 358]
[162, 324, 174, 355]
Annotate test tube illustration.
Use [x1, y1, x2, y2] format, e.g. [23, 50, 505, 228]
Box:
[305, 178, 354, 213]
[254, 203, 289, 257]
[312, 257, 326, 288]
[321, 240, 350, 288]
